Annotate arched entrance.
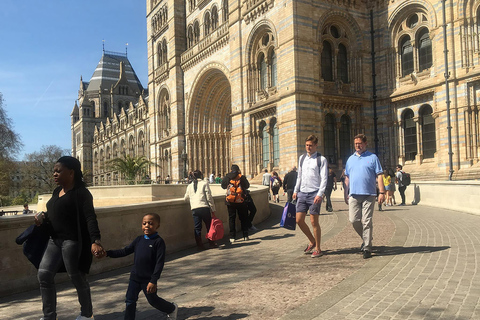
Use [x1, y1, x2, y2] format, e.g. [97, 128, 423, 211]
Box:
[186, 67, 231, 176]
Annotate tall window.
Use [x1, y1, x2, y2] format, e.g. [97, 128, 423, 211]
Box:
[162, 39, 167, 64]
[212, 6, 218, 29]
[321, 41, 333, 81]
[222, 0, 228, 22]
[403, 109, 417, 161]
[338, 44, 348, 83]
[204, 12, 211, 35]
[194, 21, 200, 43]
[418, 28, 432, 72]
[272, 119, 279, 166]
[259, 54, 267, 90]
[401, 36, 414, 77]
[324, 114, 336, 164]
[269, 50, 277, 87]
[157, 42, 163, 66]
[420, 105, 436, 159]
[261, 122, 269, 168]
[339, 114, 351, 164]
[187, 26, 194, 48]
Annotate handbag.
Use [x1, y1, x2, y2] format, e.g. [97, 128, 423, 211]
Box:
[206, 212, 224, 241]
[280, 201, 296, 230]
[16, 223, 50, 269]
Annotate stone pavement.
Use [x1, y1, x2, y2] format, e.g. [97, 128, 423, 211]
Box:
[1, 198, 480, 320]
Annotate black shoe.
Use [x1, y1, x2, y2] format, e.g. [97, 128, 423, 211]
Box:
[363, 250, 372, 259]
[360, 243, 364, 252]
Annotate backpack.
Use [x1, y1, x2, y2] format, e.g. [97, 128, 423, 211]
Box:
[402, 171, 411, 186]
[273, 178, 280, 188]
[226, 174, 245, 203]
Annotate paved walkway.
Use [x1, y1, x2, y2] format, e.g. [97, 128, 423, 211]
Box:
[1, 198, 480, 320]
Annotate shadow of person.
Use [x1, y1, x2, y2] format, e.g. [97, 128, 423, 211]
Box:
[324, 245, 450, 257]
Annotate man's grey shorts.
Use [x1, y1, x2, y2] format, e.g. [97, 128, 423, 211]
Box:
[296, 191, 321, 215]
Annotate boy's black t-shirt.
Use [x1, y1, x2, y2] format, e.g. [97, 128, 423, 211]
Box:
[107, 233, 166, 284]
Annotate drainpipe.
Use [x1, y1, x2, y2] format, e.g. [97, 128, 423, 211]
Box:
[442, 0, 454, 180]
[370, 10, 379, 154]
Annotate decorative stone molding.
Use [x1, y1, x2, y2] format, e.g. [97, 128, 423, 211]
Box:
[155, 62, 169, 84]
[242, 0, 274, 25]
[391, 88, 435, 103]
[181, 23, 229, 71]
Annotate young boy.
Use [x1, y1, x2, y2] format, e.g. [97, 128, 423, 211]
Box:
[106, 213, 178, 320]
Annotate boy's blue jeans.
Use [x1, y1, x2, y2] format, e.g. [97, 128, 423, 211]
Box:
[125, 279, 175, 319]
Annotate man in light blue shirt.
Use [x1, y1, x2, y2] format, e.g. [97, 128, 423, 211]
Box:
[345, 134, 385, 259]
[293, 135, 328, 258]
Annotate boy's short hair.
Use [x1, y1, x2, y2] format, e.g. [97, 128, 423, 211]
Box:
[397, 164, 403, 170]
[24, 203, 29, 208]
[305, 134, 318, 145]
[144, 213, 160, 224]
[354, 133, 367, 143]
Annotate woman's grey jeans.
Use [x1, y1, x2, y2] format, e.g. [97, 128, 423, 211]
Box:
[38, 238, 93, 320]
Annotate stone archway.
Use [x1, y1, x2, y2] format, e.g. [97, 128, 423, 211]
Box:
[186, 67, 231, 176]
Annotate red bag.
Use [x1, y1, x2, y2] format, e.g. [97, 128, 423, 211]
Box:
[207, 212, 224, 241]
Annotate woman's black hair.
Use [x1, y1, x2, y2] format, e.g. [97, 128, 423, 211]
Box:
[56, 156, 86, 188]
[193, 170, 203, 193]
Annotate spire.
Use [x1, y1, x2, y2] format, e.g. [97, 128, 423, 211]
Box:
[125, 42, 128, 57]
[102, 39, 105, 54]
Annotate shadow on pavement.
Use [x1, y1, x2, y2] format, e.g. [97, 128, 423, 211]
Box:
[324, 245, 450, 257]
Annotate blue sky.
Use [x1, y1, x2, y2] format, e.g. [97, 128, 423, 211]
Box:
[0, 0, 149, 160]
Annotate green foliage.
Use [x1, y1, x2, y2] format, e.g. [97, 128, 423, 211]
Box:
[32, 192, 39, 204]
[108, 155, 152, 185]
[0, 195, 12, 207]
[12, 193, 30, 206]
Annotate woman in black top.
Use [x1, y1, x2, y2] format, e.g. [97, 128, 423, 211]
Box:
[35, 156, 104, 320]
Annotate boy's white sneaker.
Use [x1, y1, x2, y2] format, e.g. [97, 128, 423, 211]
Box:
[76, 315, 94, 320]
[167, 302, 178, 319]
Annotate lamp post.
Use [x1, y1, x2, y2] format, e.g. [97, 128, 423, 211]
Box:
[181, 149, 188, 179]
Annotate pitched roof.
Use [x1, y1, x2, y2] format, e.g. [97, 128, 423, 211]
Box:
[86, 51, 144, 94]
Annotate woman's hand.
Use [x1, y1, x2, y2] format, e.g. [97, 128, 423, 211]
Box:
[147, 282, 157, 294]
[34, 212, 45, 226]
[91, 243, 106, 258]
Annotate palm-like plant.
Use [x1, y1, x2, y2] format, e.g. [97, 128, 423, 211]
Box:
[108, 155, 152, 185]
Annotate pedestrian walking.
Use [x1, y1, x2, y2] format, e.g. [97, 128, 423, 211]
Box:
[293, 135, 328, 258]
[344, 134, 385, 259]
[105, 213, 178, 320]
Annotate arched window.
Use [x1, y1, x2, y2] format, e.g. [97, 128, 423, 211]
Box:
[157, 42, 163, 66]
[418, 28, 432, 72]
[129, 135, 135, 156]
[271, 119, 279, 166]
[259, 53, 268, 90]
[103, 103, 108, 117]
[403, 109, 417, 161]
[164, 106, 170, 130]
[323, 113, 336, 164]
[103, 101, 108, 116]
[204, 12, 211, 35]
[212, 6, 218, 29]
[162, 38, 167, 63]
[222, 1, 228, 22]
[194, 21, 200, 43]
[339, 114, 351, 164]
[260, 122, 269, 169]
[321, 41, 333, 81]
[269, 49, 277, 87]
[420, 105, 436, 159]
[400, 36, 414, 77]
[187, 25, 194, 48]
[337, 43, 348, 83]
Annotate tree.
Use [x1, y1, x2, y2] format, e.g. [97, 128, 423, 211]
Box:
[0, 93, 22, 196]
[108, 155, 152, 185]
[22, 145, 70, 195]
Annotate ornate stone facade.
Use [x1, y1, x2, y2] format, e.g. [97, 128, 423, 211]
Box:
[74, 0, 480, 184]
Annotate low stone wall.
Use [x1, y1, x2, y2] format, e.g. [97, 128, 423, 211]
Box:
[331, 180, 480, 216]
[0, 184, 269, 298]
[404, 180, 480, 215]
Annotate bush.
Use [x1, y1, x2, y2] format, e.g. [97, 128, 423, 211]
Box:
[0, 195, 13, 207]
